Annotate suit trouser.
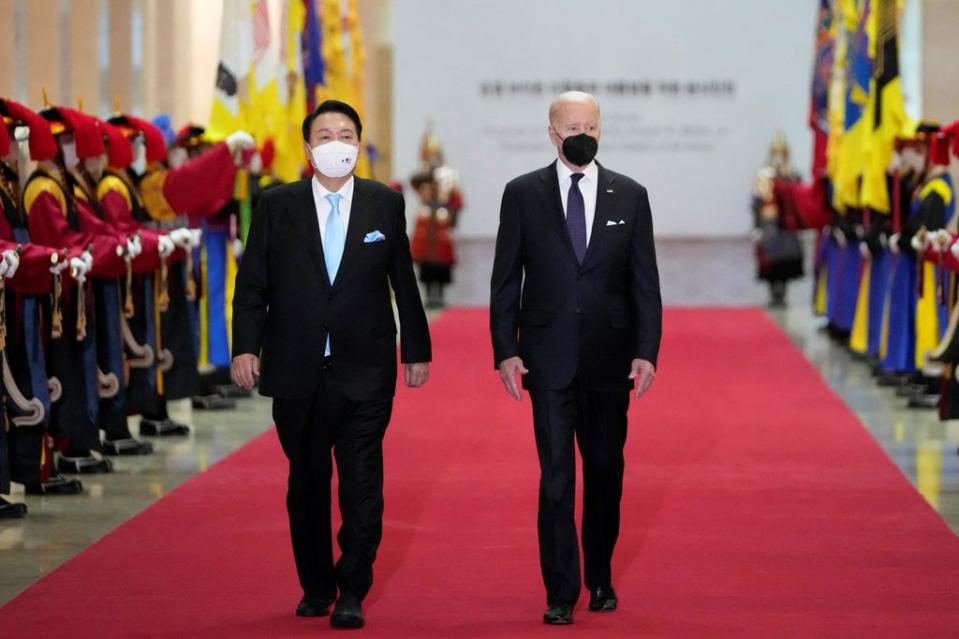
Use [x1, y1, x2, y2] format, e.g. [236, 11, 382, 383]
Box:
[529, 380, 629, 606]
[272, 363, 392, 602]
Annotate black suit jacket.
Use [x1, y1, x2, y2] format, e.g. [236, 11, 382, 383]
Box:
[490, 161, 661, 391]
[232, 176, 431, 401]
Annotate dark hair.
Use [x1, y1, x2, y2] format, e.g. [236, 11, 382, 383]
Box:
[301, 100, 362, 142]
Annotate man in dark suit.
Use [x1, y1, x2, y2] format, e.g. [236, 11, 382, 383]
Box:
[490, 91, 662, 625]
[232, 100, 431, 629]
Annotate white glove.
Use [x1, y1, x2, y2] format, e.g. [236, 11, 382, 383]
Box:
[952, 240, 959, 261]
[859, 241, 870, 259]
[189, 229, 203, 249]
[0, 249, 19, 278]
[231, 238, 244, 259]
[911, 234, 926, 253]
[889, 233, 901, 255]
[158, 234, 176, 259]
[50, 253, 69, 275]
[126, 236, 142, 260]
[931, 230, 949, 253]
[169, 228, 193, 250]
[69, 252, 92, 283]
[226, 130, 255, 154]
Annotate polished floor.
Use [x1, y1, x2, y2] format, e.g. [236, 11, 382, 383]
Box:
[1, 234, 957, 608]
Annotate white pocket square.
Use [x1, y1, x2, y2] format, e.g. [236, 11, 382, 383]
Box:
[364, 230, 386, 243]
[606, 220, 617, 226]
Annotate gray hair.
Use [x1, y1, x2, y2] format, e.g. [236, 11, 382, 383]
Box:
[548, 91, 600, 123]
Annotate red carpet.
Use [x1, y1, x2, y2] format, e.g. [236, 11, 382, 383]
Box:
[3, 308, 959, 638]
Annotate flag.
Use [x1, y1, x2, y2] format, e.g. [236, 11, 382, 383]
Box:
[859, 0, 911, 213]
[810, 0, 836, 179]
[320, 0, 371, 177]
[208, 0, 256, 140]
[248, 0, 282, 146]
[272, 0, 309, 182]
[825, 0, 848, 186]
[833, 0, 873, 210]
[302, 0, 325, 111]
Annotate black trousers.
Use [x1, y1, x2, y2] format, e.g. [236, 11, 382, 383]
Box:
[529, 381, 629, 607]
[272, 362, 392, 602]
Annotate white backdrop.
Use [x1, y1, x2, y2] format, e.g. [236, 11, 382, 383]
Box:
[391, 0, 818, 238]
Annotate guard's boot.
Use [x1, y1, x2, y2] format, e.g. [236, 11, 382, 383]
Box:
[140, 418, 191, 437]
[57, 454, 114, 474]
[191, 394, 237, 410]
[0, 496, 28, 519]
[101, 437, 154, 456]
[24, 473, 84, 495]
[908, 393, 941, 410]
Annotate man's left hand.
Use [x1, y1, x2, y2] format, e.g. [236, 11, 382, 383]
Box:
[404, 362, 430, 388]
[628, 358, 656, 400]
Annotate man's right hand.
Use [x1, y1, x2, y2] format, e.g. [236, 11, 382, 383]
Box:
[497, 356, 529, 401]
[231, 353, 260, 390]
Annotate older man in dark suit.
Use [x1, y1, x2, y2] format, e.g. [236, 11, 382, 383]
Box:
[490, 91, 662, 625]
[232, 100, 431, 629]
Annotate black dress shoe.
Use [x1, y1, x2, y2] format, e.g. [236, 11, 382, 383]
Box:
[588, 586, 618, 612]
[140, 418, 191, 437]
[56, 455, 114, 474]
[102, 437, 154, 456]
[24, 474, 84, 495]
[543, 604, 573, 625]
[191, 394, 237, 410]
[296, 595, 334, 617]
[0, 497, 27, 519]
[330, 594, 364, 629]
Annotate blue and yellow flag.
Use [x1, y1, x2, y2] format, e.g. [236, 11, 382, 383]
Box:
[833, 0, 873, 210]
[860, 0, 911, 213]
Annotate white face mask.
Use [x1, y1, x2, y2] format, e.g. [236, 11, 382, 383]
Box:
[310, 140, 358, 178]
[61, 140, 79, 170]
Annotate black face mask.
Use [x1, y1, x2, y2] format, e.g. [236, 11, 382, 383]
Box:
[559, 132, 598, 166]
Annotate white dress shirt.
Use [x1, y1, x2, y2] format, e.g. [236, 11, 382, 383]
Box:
[556, 159, 598, 245]
[311, 175, 355, 246]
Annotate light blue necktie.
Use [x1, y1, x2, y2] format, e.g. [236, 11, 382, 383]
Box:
[324, 193, 345, 282]
[324, 193, 345, 355]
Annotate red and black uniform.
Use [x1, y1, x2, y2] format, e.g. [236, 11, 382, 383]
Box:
[24, 166, 123, 459]
[1, 176, 66, 497]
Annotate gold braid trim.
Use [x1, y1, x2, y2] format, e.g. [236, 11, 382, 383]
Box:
[76, 281, 87, 341]
[51, 272, 63, 339]
[0, 277, 5, 350]
[185, 249, 196, 301]
[124, 262, 135, 318]
[158, 257, 170, 312]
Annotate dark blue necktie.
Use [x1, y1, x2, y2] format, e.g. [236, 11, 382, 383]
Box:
[566, 173, 587, 263]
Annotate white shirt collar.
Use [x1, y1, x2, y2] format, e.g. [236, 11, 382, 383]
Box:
[556, 159, 598, 184]
[311, 175, 355, 202]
